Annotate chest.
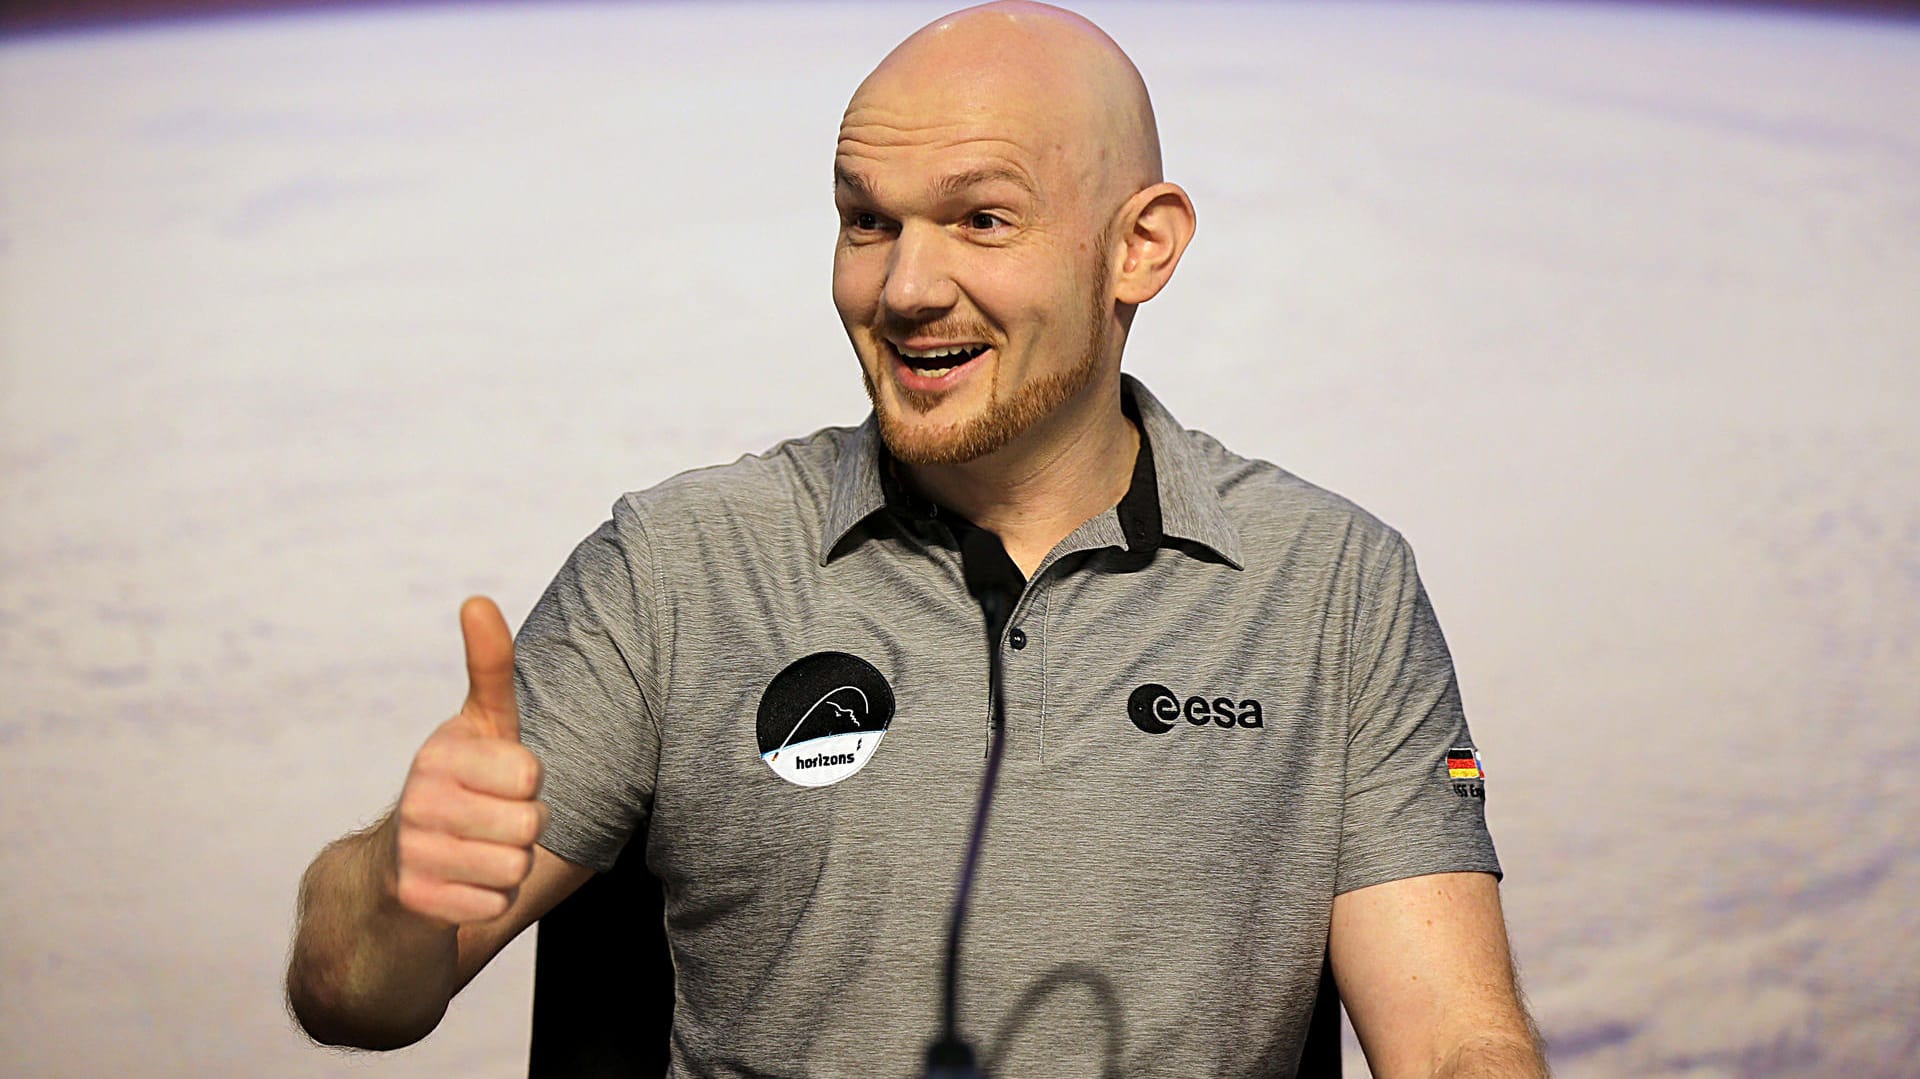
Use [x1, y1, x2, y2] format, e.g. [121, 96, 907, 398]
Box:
[644, 544, 1356, 893]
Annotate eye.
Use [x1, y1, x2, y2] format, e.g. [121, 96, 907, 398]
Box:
[848, 211, 883, 232]
[967, 211, 1006, 231]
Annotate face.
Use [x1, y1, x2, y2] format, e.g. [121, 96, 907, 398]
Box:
[832, 79, 1117, 466]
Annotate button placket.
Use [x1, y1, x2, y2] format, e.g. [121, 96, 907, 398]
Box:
[999, 588, 1048, 764]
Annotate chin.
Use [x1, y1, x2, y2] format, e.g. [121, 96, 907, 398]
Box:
[875, 385, 1065, 467]
[861, 332, 1103, 467]
[861, 360, 991, 464]
[875, 406, 996, 467]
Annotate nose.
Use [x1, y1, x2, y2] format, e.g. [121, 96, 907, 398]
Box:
[881, 222, 958, 321]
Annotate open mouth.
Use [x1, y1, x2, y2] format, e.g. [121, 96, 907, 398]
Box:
[890, 341, 990, 379]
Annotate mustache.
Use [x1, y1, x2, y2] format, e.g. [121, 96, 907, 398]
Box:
[873, 316, 996, 344]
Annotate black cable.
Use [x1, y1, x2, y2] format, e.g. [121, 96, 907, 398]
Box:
[925, 533, 1018, 1078]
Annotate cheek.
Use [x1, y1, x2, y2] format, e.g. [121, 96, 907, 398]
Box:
[959, 252, 1054, 327]
[998, 262, 1091, 342]
[830, 248, 867, 324]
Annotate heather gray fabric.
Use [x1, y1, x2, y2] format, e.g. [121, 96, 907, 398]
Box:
[515, 376, 1500, 1079]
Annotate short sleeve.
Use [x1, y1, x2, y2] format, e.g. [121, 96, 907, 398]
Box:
[1336, 528, 1501, 895]
[514, 496, 666, 874]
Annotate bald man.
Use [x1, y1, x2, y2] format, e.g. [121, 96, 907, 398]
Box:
[287, 4, 1545, 1077]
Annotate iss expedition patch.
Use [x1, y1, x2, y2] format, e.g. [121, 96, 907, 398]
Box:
[1447, 746, 1485, 800]
[756, 651, 895, 788]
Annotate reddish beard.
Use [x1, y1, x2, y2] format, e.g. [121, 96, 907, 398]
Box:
[864, 245, 1114, 467]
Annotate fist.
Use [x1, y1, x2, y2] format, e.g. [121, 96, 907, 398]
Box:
[390, 597, 549, 926]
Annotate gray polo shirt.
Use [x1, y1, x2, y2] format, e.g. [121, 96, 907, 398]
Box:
[515, 376, 1499, 1079]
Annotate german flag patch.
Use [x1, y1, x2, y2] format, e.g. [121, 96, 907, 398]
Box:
[1447, 746, 1485, 799]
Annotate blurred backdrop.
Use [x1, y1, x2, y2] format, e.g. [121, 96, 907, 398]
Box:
[2, 2, 1917, 1076]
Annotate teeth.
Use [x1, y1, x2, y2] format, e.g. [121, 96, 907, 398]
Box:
[895, 343, 986, 360]
[917, 366, 955, 378]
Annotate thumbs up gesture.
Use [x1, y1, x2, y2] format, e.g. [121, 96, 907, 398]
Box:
[389, 597, 549, 926]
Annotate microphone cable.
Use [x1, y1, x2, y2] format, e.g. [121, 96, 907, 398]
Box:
[925, 529, 1019, 1079]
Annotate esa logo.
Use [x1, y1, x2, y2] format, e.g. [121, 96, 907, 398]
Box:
[1127, 682, 1264, 734]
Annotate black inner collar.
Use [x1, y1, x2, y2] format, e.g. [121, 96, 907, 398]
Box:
[878, 454, 1026, 646]
[877, 393, 1163, 644]
[1114, 387, 1164, 552]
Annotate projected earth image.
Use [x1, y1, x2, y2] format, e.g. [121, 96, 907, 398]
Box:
[3, 2, 1917, 1076]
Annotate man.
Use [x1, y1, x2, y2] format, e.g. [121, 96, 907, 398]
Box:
[287, 3, 1546, 1076]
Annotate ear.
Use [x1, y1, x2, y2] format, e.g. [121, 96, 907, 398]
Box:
[1110, 182, 1196, 306]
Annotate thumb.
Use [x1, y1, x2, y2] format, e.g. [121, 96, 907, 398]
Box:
[459, 595, 520, 741]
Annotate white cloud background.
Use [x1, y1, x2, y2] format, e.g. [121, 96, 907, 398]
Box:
[2, 2, 1917, 1076]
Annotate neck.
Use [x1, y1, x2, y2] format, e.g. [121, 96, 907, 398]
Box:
[905, 371, 1139, 577]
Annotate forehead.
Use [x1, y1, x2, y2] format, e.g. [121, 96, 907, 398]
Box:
[835, 69, 1083, 201]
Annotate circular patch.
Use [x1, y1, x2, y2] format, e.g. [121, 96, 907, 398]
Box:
[1127, 682, 1178, 734]
[756, 651, 896, 788]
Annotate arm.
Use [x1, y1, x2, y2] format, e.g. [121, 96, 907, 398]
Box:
[287, 823, 591, 1048]
[285, 597, 594, 1049]
[1329, 871, 1546, 1079]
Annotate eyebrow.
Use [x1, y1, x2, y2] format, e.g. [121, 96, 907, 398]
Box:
[833, 163, 1038, 203]
[932, 165, 1037, 201]
[834, 165, 874, 201]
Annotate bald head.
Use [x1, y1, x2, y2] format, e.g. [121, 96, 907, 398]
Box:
[831, 3, 1195, 470]
[845, 1, 1162, 217]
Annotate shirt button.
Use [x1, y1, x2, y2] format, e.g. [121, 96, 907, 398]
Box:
[1008, 627, 1028, 650]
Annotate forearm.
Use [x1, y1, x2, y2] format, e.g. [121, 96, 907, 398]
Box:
[285, 814, 460, 1050]
[1431, 1031, 1549, 1079]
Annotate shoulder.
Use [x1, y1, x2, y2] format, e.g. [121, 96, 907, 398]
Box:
[1127, 376, 1407, 570]
[603, 423, 862, 557]
[1178, 423, 1407, 567]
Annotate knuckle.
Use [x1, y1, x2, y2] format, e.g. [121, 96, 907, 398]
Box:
[519, 803, 546, 845]
[502, 846, 532, 883]
[395, 829, 448, 879]
[456, 885, 508, 922]
[452, 752, 497, 790]
[396, 787, 447, 834]
[479, 842, 525, 884]
[446, 889, 498, 926]
[394, 873, 436, 914]
[394, 825, 428, 863]
[395, 794, 425, 830]
[495, 744, 538, 797]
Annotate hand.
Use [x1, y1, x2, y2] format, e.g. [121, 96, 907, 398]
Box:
[389, 597, 549, 926]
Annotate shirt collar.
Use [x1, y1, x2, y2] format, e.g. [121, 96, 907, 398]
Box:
[819, 374, 1242, 568]
[1123, 375, 1243, 568]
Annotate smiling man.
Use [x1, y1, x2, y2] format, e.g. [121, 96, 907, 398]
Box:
[831, 5, 1180, 577]
[287, 4, 1545, 1077]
